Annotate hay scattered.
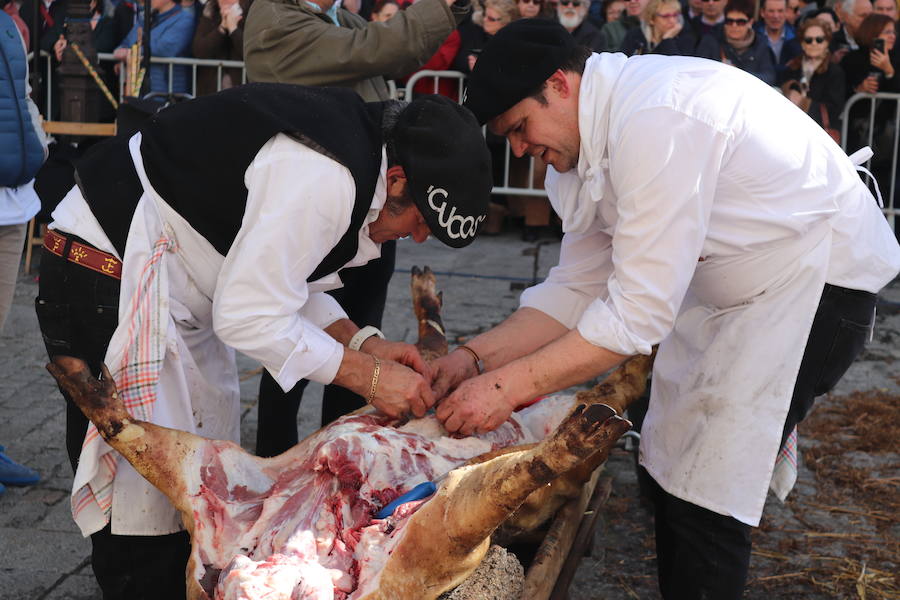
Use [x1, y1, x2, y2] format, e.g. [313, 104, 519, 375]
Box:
[749, 390, 900, 600]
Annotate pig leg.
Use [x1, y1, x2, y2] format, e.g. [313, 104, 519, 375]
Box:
[410, 266, 448, 362]
[47, 356, 220, 514]
[369, 404, 631, 599]
[575, 349, 655, 416]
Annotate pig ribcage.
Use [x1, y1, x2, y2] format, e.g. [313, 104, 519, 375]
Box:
[181, 400, 574, 599]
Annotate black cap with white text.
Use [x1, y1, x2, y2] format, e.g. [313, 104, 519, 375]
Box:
[395, 95, 492, 248]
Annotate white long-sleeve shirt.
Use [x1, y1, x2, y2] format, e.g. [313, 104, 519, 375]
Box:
[521, 53, 900, 358]
[52, 133, 385, 390]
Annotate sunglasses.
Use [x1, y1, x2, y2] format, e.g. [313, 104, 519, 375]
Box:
[803, 35, 826, 43]
[519, 0, 541, 4]
[559, 0, 582, 5]
[724, 17, 749, 24]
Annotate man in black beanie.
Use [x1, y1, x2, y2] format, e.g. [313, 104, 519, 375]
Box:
[431, 18, 900, 600]
[35, 84, 491, 600]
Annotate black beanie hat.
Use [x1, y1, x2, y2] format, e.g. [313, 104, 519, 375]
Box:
[464, 19, 576, 125]
[394, 95, 492, 248]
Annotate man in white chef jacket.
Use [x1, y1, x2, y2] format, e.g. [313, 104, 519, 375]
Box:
[429, 19, 900, 599]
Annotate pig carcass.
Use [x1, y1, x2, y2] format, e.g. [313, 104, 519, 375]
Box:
[46, 267, 650, 600]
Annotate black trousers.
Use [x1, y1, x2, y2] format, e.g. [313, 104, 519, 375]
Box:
[35, 245, 190, 600]
[647, 283, 877, 600]
[255, 241, 397, 457]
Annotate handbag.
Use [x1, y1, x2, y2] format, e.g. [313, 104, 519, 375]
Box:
[820, 104, 841, 145]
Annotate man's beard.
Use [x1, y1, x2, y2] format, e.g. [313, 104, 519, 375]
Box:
[559, 12, 585, 29]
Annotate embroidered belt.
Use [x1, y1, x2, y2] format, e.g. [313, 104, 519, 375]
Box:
[43, 229, 122, 280]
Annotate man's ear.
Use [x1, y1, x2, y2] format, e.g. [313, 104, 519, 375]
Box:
[386, 165, 406, 188]
[547, 70, 572, 99]
[386, 165, 407, 194]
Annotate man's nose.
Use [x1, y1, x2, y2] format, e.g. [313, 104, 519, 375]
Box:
[508, 135, 528, 158]
[412, 223, 430, 243]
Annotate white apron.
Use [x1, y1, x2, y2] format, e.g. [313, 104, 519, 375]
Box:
[640, 220, 832, 526]
[71, 135, 241, 536]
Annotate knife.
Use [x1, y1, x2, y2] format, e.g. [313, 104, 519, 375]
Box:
[374, 472, 448, 520]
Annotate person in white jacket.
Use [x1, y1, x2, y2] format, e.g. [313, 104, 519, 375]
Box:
[431, 19, 900, 599]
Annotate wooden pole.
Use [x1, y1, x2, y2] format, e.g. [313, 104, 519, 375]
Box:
[68, 43, 118, 109]
[522, 468, 603, 600]
[549, 477, 614, 600]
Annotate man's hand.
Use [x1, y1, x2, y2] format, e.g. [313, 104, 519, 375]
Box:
[362, 337, 432, 382]
[371, 359, 435, 418]
[435, 371, 519, 436]
[430, 348, 479, 400]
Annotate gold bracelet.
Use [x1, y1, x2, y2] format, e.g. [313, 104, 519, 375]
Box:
[368, 356, 381, 404]
[456, 345, 485, 374]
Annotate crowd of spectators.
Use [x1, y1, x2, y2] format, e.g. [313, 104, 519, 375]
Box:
[16, 0, 899, 129]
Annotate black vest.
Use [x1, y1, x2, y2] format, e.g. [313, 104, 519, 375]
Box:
[76, 83, 385, 282]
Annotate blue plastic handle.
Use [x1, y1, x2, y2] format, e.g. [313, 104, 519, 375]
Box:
[374, 481, 437, 519]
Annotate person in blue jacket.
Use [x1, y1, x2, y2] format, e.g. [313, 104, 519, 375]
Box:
[114, 0, 196, 96]
[0, 10, 46, 497]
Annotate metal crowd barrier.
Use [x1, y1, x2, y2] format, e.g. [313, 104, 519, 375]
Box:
[95, 52, 247, 101]
[31, 57, 548, 202]
[841, 92, 900, 229]
[43, 63, 900, 225]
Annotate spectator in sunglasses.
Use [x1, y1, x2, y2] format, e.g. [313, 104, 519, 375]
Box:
[557, 0, 605, 48]
[688, 0, 726, 38]
[517, 0, 543, 17]
[696, 0, 777, 83]
[454, 0, 519, 74]
[620, 0, 697, 54]
[779, 18, 846, 134]
[598, 0, 647, 50]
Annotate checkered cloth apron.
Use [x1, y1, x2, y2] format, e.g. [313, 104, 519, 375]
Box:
[71, 236, 175, 528]
[770, 425, 799, 501]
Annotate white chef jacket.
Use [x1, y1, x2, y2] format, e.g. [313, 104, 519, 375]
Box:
[52, 133, 388, 535]
[520, 53, 900, 525]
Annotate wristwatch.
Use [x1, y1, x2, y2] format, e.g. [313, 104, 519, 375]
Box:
[349, 326, 385, 352]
